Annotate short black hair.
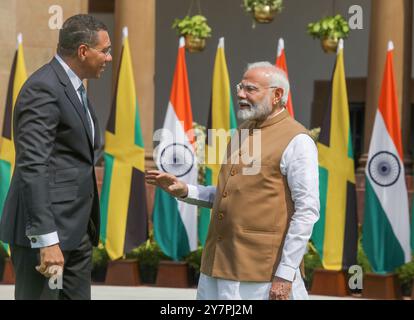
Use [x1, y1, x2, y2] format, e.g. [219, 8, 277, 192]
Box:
[57, 14, 108, 57]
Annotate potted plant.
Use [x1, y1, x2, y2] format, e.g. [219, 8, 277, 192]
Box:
[184, 246, 203, 287]
[128, 237, 171, 284]
[307, 14, 350, 53]
[242, 0, 283, 24]
[172, 15, 212, 53]
[91, 244, 109, 283]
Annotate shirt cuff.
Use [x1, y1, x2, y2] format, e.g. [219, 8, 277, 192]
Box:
[185, 184, 199, 200]
[275, 264, 296, 282]
[27, 232, 59, 248]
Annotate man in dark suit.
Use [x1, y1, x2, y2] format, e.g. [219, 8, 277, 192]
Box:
[0, 14, 112, 300]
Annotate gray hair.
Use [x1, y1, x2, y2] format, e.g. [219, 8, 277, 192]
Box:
[246, 61, 290, 106]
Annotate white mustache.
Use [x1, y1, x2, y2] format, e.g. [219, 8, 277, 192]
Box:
[238, 100, 252, 107]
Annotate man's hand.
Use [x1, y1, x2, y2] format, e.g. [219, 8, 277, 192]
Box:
[36, 244, 64, 278]
[145, 170, 188, 198]
[269, 276, 292, 300]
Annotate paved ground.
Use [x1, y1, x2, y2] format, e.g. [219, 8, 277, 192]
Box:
[0, 285, 361, 300]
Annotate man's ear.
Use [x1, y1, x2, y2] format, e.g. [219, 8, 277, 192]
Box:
[273, 87, 284, 104]
[78, 44, 88, 62]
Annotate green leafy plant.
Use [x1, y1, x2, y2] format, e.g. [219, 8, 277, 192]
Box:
[184, 246, 204, 286]
[242, 0, 283, 13]
[126, 232, 171, 283]
[307, 14, 350, 40]
[303, 242, 322, 289]
[172, 15, 212, 39]
[91, 243, 109, 282]
[396, 259, 414, 297]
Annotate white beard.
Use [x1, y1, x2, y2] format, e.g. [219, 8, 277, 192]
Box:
[237, 101, 271, 121]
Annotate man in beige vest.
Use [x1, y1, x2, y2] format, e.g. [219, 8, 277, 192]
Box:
[146, 62, 319, 300]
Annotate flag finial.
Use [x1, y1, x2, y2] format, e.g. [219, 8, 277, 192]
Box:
[277, 38, 284, 57]
[17, 33, 23, 45]
[337, 39, 344, 54]
[179, 37, 185, 48]
[388, 41, 394, 51]
[122, 27, 128, 45]
[218, 37, 224, 49]
[122, 27, 128, 39]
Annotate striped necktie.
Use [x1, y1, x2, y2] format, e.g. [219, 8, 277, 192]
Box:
[78, 83, 94, 145]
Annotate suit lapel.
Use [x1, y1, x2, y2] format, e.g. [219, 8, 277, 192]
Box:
[50, 58, 94, 149]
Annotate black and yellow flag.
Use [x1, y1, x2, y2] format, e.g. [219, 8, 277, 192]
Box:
[311, 40, 358, 270]
[0, 34, 27, 253]
[100, 27, 148, 260]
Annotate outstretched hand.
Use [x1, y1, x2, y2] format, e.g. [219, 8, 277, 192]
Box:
[145, 170, 188, 198]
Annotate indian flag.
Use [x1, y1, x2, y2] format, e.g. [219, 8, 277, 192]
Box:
[275, 38, 294, 117]
[153, 37, 198, 260]
[100, 27, 148, 260]
[363, 41, 411, 273]
[200, 37, 237, 245]
[0, 34, 27, 253]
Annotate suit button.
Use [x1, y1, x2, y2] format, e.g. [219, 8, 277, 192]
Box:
[222, 191, 228, 198]
[239, 151, 242, 156]
[217, 236, 222, 241]
[31, 238, 37, 244]
[230, 169, 236, 176]
[218, 213, 224, 220]
[90, 193, 93, 198]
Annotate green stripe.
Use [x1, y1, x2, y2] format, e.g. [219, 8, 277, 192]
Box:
[0, 159, 11, 221]
[199, 167, 212, 246]
[411, 201, 414, 253]
[229, 95, 237, 130]
[347, 128, 354, 159]
[134, 100, 144, 148]
[311, 166, 328, 262]
[99, 153, 115, 245]
[153, 188, 190, 261]
[363, 179, 405, 273]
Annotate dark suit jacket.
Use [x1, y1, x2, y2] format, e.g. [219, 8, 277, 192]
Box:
[0, 58, 101, 250]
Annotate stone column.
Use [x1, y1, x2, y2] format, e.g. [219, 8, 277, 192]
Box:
[114, 0, 156, 218]
[114, 0, 156, 169]
[360, 0, 412, 172]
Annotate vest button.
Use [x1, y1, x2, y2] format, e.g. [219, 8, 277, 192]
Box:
[222, 191, 228, 198]
[239, 151, 242, 156]
[218, 213, 224, 220]
[217, 236, 222, 241]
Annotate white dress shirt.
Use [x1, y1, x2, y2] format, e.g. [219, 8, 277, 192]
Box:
[181, 132, 320, 299]
[27, 55, 95, 249]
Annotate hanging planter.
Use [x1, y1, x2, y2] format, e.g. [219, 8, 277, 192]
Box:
[242, 0, 283, 24]
[321, 37, 340, 54]
[172, 14, 212, 53]
[184, 34, 207, 53]
[307, 15, 350, 54]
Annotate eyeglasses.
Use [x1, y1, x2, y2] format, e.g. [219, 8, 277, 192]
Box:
[236, 83, 278, 94]
[89, 46, 112, 57]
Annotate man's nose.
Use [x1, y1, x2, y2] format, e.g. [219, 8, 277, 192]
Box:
[237, 89, 246, 100]
[106, 53, 113, 62]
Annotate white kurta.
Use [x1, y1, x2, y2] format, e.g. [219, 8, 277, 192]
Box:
[181, 132, 320, 300]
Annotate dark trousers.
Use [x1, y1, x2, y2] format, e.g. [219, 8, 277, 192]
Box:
[10, 233, 93, 300]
